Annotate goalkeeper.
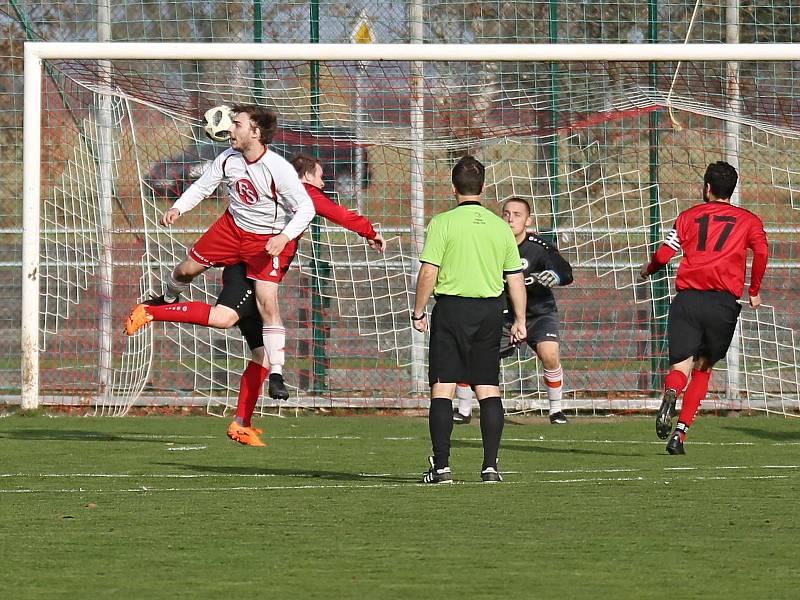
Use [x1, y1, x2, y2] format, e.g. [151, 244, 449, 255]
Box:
[127, 154, 384, 446]
[453, 197, 573, 425]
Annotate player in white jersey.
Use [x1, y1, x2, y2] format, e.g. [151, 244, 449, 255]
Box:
[125, 105, 316, 399]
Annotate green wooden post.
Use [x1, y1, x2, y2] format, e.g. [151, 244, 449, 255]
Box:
[253, 0, 264, 101]
[309, 0, 329, 393]
[649, 0, 668, 389]
[547, 0, 560, 240]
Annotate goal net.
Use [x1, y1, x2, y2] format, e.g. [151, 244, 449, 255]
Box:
[22, 43, 800, 416]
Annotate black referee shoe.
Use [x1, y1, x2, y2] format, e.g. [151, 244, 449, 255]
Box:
[142, 293, 179, 306]
[422, 456, 453, 484]
[268, 373, 290, 400]
[452, 408, 472, 424]
[656, 388, 678, 440]
[549, 411, 568, 425]
[481, 466, 503, 483]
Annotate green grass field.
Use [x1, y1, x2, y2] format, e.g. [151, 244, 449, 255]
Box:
[1, 413, 799, 599]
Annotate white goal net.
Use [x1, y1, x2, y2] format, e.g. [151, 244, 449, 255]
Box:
[22, 43, 800, 416]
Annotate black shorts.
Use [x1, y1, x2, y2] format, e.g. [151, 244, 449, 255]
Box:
[216, 264, 263, 350]
[428, 295, 504, 387]
[499, 312, 560, 357]
[667, 289, 742, 366]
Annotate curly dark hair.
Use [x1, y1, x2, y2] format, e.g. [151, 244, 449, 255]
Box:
[231, 104, 278, 145]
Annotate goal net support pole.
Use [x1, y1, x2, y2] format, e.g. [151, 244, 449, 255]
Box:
[724, 0, 742, 403]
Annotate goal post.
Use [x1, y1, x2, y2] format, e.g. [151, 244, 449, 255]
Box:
[21, 41, 800, 414]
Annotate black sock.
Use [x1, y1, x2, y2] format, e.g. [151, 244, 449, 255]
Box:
[479, 397, 504, 470]
[429, 398, 454, 469]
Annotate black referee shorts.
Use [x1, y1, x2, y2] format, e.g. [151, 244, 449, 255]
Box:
[667, 289, 742, 366]
[216, 263, 263, 351]
[428, 295, 504, 387]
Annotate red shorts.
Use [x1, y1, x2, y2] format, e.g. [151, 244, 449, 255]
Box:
[188, 211, 298, 283]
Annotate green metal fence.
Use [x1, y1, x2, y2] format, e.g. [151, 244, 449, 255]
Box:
[3, 2, 799, 413]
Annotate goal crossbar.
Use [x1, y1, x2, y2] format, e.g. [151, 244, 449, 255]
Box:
[23, 41, 800, 62]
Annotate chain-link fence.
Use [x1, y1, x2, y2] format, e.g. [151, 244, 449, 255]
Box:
[3, 2, 800, 413]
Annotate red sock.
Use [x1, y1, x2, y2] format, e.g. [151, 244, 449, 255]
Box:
[664, 369, 688, 395]
[146, 302, 211, 326]
[236, 362, 269, 426]
[678, 369, 711, 428]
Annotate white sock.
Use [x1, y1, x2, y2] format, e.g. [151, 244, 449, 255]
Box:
[263, 325, 286, 375]
[455, 383, 474, 416]
[544, 366, 563, 414]
[163, 272, 189, 303]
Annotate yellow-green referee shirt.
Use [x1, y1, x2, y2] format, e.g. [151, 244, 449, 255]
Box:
[419, 201, 522, 298]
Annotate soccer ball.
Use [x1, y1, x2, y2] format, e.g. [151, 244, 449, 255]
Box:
[203, 105, 233, 142]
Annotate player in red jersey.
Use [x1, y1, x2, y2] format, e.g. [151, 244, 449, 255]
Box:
[639, 161, 769, 455]
[128, 154, 384, 446]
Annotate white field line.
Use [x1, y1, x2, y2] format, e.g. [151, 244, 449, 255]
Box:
[285, 436, 800, 447]
[3, 464, 799, 480]
[0, 473, 792, 494]
[0, 463, 798, 496]
[0, 481, 521, 493]
[4, 432, 789, 447]
[497, 437, 757, 446]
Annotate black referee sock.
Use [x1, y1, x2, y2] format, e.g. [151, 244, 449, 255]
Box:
[429, 398, 454, 469]
[479, 397, 504, 470]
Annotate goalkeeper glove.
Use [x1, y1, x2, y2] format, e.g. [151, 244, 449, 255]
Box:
[535, 270, 560, 288]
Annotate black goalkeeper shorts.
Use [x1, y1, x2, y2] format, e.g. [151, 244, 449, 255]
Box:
[216, 263, 263, 350]
[499, 312, 560, 358]
[667, 289, 741, 366]
[428, 295, 504, 387]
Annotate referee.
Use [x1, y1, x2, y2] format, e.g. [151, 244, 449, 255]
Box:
[412, 155, 527, 484]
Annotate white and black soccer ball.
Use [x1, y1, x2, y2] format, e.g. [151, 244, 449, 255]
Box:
[203, 105, 233, 142]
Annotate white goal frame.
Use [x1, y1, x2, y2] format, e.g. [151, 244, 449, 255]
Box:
[22, 41, 800, 409]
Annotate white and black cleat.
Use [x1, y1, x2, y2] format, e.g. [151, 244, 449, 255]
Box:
[666, 431, 686, 455]
[548, 411, 568, 425]
[452, 408, 472, 425]
[422, 456, 453, 484]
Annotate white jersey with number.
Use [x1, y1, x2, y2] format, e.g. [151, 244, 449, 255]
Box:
[171, 147, 316, 240]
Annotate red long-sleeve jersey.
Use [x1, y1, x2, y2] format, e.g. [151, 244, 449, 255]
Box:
[646, 201, 769, 298]
[304, 183, 376, 239]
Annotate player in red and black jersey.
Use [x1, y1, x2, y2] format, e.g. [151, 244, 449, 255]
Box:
[127, 155, 384, 446]
[640, 161, 769, 455]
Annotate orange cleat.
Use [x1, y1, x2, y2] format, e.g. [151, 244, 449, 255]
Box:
[125, 304, 153, 335]
[226, 422, 266, 447]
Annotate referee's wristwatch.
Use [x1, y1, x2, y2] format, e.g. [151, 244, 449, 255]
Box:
[410, 311, 426, 321]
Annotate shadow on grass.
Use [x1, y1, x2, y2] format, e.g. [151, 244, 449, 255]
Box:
[451, 438, 646, 457]
[156, 462, 417, 484]
[723, 424, 800, 443]
[0, 429, 169, 443]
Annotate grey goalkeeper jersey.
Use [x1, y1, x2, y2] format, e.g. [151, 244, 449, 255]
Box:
[172, 147, 316, 240]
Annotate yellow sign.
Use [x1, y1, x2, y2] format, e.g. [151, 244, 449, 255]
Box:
[350, 11, 375, 44]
